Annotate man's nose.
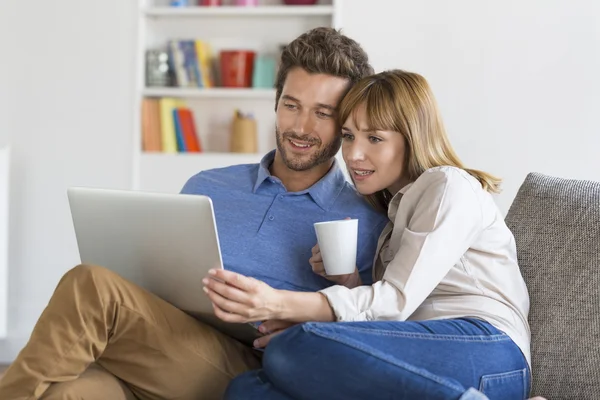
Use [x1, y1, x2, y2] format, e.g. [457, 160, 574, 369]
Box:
[294, 111, 315, 135]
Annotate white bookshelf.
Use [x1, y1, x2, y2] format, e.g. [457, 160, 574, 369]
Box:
[142, 87, 276, 99]
[143, 5, 335, 17]
[133, 0, 342, 194]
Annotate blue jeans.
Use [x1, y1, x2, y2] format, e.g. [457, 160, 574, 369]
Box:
[224, 318, 530, 400]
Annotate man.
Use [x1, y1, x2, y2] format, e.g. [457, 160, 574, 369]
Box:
[0, 27, 387, 400]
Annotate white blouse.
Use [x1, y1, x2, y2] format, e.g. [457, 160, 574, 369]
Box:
[320, 166, 531, 366]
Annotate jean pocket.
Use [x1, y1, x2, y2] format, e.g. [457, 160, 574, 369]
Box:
[478, 368, 527, 400]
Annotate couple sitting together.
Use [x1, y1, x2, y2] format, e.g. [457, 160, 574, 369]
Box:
[0, 27, 531, 400]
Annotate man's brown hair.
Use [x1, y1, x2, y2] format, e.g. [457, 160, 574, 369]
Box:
[275, 27, 373, 108]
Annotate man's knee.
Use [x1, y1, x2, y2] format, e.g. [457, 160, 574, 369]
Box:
[41, 364, 136, 400]
[42, 381, 91, 400]
[60, 264, 115, 289]
[52, 264, 121, 308]
[42, 381, 135, 400]
[65, 264, 111, 280]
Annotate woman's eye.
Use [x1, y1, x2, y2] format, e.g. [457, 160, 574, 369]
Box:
[341, 132, 354, 140]
[369, 136, 382, 143]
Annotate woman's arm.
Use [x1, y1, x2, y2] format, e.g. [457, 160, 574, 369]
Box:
[202, 270, 335, 323]
[320, 168, 484, 322]
[279, 291, 336, 322]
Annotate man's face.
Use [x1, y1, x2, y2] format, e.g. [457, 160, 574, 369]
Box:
[275, 67, 349, 171]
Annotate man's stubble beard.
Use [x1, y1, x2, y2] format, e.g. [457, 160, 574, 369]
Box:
[275, 127, 341, 172]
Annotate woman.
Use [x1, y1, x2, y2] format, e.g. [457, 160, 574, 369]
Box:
[202, 70, 531, 400]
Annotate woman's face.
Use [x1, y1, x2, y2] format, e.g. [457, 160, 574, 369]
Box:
[341, 104, 408, 196]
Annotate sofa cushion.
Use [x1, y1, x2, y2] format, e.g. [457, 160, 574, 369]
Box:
[505, 172, 600, 399]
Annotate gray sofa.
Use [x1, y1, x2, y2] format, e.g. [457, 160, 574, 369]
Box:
[505, 172, 600, 399]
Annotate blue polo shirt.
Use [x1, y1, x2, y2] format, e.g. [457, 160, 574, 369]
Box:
[180, 150, 388, 292]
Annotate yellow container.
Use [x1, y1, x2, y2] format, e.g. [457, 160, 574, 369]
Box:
[230, 114, 258, 153]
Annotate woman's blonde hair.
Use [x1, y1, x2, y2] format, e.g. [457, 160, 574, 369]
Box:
[338, 69, 501, 211]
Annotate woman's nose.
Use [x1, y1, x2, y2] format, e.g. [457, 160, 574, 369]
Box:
[344, 141, 366, 162]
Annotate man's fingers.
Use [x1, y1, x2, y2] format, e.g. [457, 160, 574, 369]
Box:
[254, 330, 284, 348]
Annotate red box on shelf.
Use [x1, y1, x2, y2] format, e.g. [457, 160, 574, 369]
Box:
[200, 0, 222, 5]
[219, 50, 256, 88]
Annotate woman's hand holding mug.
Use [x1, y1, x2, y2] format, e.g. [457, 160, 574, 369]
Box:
[309, 243, 362, 289]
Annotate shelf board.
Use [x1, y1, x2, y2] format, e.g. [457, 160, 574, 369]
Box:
[142, 87, 276, 99]
[143, 6, 334, 17]
[141, 152, 262, 158]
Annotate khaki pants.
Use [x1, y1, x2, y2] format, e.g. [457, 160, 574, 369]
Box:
[0, 265, 261, 400]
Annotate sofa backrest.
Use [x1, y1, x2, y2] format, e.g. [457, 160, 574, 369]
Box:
[505, 172, 600, 399]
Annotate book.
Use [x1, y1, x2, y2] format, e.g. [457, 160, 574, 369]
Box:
[159, 97, 179, 153]
[141, 98, 162, 152]
[178, 108, 202, 152]
[168, 40, 189, 87]
[173, 108, 186, 151]
[195, 40, 214, 88]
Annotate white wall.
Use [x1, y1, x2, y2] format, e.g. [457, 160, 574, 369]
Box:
[0, 0, 136, 361]
[341, 0, 600, 213]
[0, 1, 10, 341]
[0, 148, 9, 338]
[0, 0, 599, 362]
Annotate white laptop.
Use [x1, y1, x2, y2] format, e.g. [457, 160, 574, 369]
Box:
[67, 186, 262, 345]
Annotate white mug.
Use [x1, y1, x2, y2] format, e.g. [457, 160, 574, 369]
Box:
[313, 219, 358, 276]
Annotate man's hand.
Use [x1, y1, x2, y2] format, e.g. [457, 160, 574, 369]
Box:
[309, 243, 362, 288]
[253, 319, 297, 348]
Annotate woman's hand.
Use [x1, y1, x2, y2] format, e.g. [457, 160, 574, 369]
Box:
[253, 319, 297, 349]
[203, 269, 336, 325]
[309, 243, 362, 288]
[202, 269, 284, 323]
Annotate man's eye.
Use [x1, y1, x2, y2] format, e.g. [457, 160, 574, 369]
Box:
[316, 111, 332, 118]
[284, 103, 297, 110]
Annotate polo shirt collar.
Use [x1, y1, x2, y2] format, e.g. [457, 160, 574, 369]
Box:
[253, 150, 345, 211]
